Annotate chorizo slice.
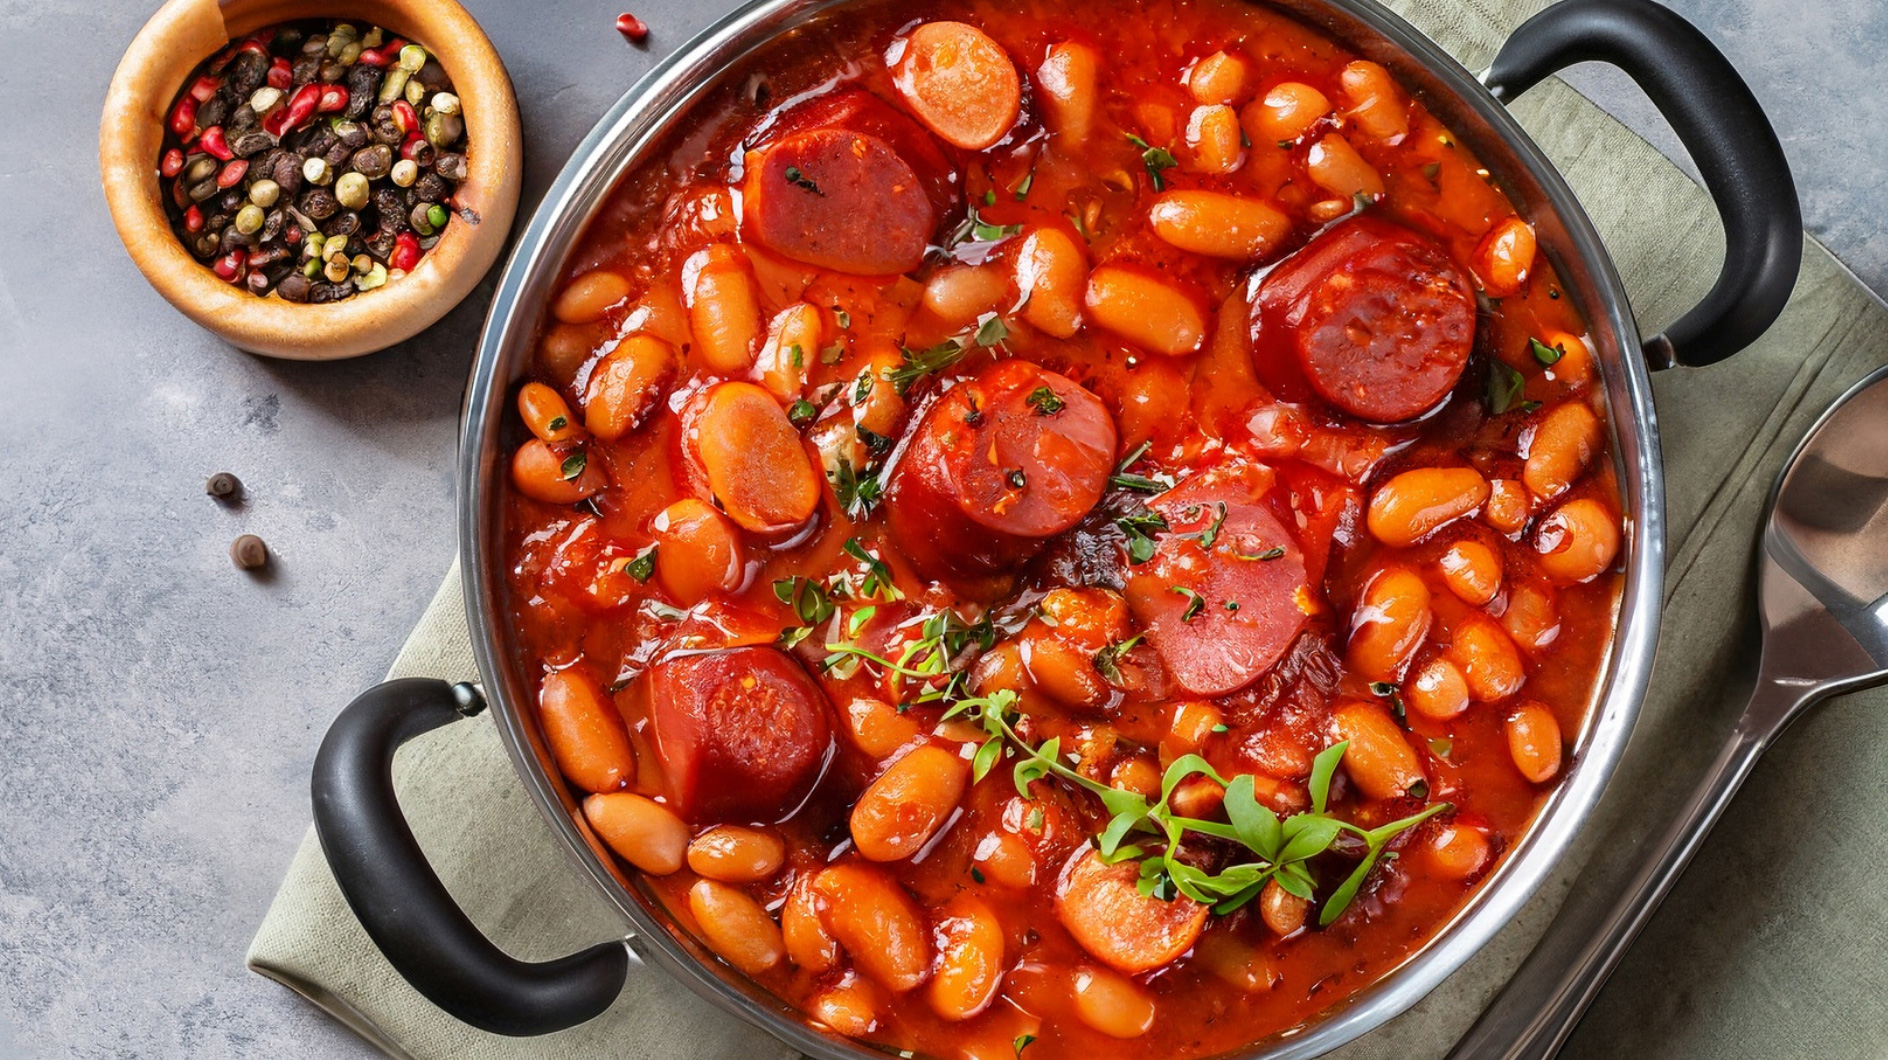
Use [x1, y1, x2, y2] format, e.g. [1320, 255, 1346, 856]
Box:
[1055, 848, 1207, 974]
[1254, 216, 1475, 423]
[886, 360, 1118, 579]
[1125, 464, 1313, 697]
[741, 128, 936, 276]
[647, 646, 834, 822]
[755, 89, 958, 217]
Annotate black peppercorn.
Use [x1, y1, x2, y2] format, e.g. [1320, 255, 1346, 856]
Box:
[230, 534, 269, 570]
[205, 471, 243, 501]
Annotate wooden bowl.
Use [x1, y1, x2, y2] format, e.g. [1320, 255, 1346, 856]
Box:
[99, 0, 523, 360]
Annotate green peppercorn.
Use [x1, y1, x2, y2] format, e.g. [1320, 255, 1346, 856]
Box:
[248, 179, 280, 208]
[234, 204, 266, 235]
[351, 253, 373, 275]
[431, 92, 461, 117]
[377, 68, 409, 104]
[334, 171, 370, 210]
[323, 234, 349, 260]
[405, 77, 427, 107]
[424, 110, 463, 148]
[338, 41, 361, 65]
[356, 262, 389, 291]
[426, 203, 449, 230]
[398, 44, 427, 71]
[323, 255, 350, 282]
[303, 258, 321, 279]
[390, 159, 418, 187]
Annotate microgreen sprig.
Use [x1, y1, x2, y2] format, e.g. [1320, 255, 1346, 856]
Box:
[931, 694, 1452, 925]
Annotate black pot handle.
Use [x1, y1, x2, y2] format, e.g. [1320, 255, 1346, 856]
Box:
[1486, 0, 1801, 369]
[311, 678, 628, 1036]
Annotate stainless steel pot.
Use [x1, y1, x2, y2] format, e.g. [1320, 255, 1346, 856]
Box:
[311, 0, 1801, 1055]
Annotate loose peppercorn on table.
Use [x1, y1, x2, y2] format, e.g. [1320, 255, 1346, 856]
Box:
[499, 0, 1622, 1056]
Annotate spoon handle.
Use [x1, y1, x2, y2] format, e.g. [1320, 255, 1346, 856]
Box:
[1443, 692, 1792, 1060]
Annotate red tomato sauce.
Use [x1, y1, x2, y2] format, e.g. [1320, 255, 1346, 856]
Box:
[500, 0, 1622, 1056]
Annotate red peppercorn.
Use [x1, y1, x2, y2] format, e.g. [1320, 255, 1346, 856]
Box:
[216, 159, 249, 189]
[267, 56, 292, 89]
[616, 12, 650, 42]
[189, 74, 221, 103]
[160, 148, 186, 178]
[184, 204, 204, 233]
[262, 105, 292, 139]
[390, 231, 421, 272]
[391, 99, 419, 136]
[285, 83, 320, 130]
[212, 249, 247, 282]
[357, 47, 387, 67]
[199, 125, 232, 161]
[400, 134, 428, 161]
[285, 225, 302, 245]
[318, 85, 349, 113]
[168, 95, 198, 138]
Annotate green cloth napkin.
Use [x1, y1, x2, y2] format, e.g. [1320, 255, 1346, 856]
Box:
[246, 0, 1888, 1056]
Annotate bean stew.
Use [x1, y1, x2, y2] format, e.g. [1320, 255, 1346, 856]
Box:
[501, 0, 1622, 1056]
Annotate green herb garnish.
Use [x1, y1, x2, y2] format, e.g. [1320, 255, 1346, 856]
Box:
[1486, 359, 1536, 415]
[1115, 509, 1169, 564]
[1025, 386, 1065, 415]
[783, 166, 822, 195]
[624, 546, 656, 583]
[558, 450, 587, 481]
[842, 538, 903, 601]
[831, 458, 883, 518]
[1529, 337, 1564, 366]
[887, 338, 967, 395]
[1172, 586, 1206, 622]
[974, 312, 1010, 348]
[1092, 633, 1145, 685]
[1126, 133, 1178, 190]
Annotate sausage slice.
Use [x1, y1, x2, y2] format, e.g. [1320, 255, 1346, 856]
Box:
[886, 360, 1117, 579]
[1254, 216, 1475, 423]
[740, 90, 957, 276]
[648, 646, 834, 822]
[1125, 463, 1312, 696]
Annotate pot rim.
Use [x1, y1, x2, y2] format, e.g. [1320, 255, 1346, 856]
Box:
[458, 0, 1663, 1056]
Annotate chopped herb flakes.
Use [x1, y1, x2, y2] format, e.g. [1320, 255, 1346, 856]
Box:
[1172, 586, 1207, 622]
[558, 450, 587, 481]
[1485, 359, 1539, 415]
[783, 165, 822, 195]
[1025, 386, 1066, 415]
[1126, 133, 1178, 190]
[888, 339, 967, 395]
[1115, 509, 1169, 564]
[624, 547, 656, 583]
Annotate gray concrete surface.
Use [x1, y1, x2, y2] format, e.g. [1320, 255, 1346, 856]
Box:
[0, 0, 1880, 1057]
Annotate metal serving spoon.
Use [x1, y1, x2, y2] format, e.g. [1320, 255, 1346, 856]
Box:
[1447, 364, 1888, 1060]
